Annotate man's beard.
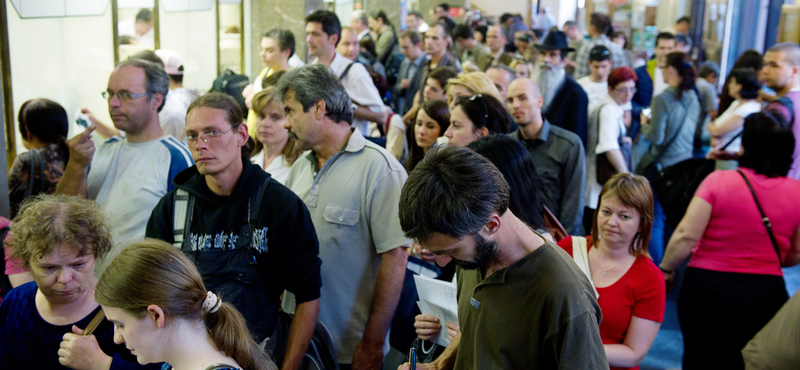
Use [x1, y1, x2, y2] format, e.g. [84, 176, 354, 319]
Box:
[533, 62, 565, 112]
[455, 233, 499, 270]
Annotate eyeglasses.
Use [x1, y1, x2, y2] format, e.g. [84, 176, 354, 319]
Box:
[182, 128, 234, 146]
[469, 94, 489, 119]
[101, 90, 151, 101]
[614, 87, 637, 94]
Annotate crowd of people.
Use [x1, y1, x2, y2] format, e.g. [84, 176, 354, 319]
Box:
[2, 4, 800, 370]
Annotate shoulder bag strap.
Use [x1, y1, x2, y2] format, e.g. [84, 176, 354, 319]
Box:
[339, 62, 355, 80]
[571, 237, 599, 298]
[173, 189, 195, 248]
[736, 170, 782, 265]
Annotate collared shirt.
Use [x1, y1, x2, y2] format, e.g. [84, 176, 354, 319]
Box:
[357, 28, 370, 41]
[509, 120, 586, 234]
[573, 35, 629, 80]
[460, 43, 491, 66]
[455, 241, 607, 369]
[407, 52, 427, 86]
[284, 128, 410, 363]
[312, 53, 385, 136]
[397, 52, 428, 114]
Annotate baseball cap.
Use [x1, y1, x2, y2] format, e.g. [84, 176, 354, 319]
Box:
[154, 49, 183, 75]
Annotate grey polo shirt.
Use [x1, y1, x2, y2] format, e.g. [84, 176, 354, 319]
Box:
[509, 120, 586, 235]
[284, 128, 411, 363]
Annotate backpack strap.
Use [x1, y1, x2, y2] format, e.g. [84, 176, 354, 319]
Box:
[249, 174, 271, 225]
[339, 62, 355, 80]
[173, 189, 195, 248]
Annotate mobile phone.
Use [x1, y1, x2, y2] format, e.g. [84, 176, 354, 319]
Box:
[74, 109, 90, 128]
[642, 107, 652, 119]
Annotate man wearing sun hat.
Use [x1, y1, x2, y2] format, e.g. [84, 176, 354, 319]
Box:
[533, 30, 589, 146]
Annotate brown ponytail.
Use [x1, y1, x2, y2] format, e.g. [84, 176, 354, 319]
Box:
[95, 239, 276, 370]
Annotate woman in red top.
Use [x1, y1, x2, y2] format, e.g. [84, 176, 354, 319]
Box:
[557, 173, 666, 370]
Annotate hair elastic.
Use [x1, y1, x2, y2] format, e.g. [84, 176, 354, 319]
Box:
[202, 291, 222, 313]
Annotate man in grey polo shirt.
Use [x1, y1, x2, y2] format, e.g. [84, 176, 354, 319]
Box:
[277, 64, 410, 370]
[506, 78, 586, 235]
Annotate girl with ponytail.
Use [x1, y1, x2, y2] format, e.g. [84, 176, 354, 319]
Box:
[95, 239, 276, 370]
[8, 98, 70, 218]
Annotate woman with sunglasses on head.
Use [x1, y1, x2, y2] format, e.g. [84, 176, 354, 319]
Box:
[444, 94, 510, 147]
[558, 173, 665, 370]
[96, 239, 277, 370]
[444, 71, 502, 112]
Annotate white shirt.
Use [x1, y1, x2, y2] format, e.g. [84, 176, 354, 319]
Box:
[158, 91, 189, 141]
[653, 67, 668, 98]
[586, 95, 627, 209]
[289, 54, 306, 69]
[313, 53, 385, 136]
[577, 76, 609, 112]
[710, 99, 762, 153]
[118, 18, 154, 47]
[357, 29, 371, 41]
[87, 135, 193, 273]
[251, 151, 292, 184]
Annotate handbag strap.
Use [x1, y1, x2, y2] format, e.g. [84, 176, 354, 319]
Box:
[650, 104, 685, 166]
[736, 170, 782, 264]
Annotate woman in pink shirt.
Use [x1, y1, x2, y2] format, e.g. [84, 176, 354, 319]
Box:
[660, 111, 800, 369]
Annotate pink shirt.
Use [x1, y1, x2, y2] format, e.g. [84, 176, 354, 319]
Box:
[689, 168, 800, 276]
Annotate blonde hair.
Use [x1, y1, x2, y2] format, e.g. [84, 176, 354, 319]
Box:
[591, 173, 654, 256]
[445, 71, 502, 105]
[95, 239, 276, 370]
[7, 194, 112, 269]
[250, 87, 303, 166]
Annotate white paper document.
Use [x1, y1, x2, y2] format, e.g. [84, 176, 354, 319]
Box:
[413, 274, 459, 347]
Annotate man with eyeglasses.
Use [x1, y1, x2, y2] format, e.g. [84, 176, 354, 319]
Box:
[144, 92, 323, 370]
[56, 58, 192, 274]
[577, 45, 614, 111]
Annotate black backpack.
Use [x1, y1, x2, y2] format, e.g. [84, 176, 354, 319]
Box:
[210, 69, 250, 119]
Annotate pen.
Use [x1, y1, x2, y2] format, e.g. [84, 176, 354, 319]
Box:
[409, 347, 416, 370]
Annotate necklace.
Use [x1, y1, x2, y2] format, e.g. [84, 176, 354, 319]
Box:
[595, 247, 624, 277]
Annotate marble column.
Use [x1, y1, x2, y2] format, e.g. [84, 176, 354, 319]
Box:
[249, 0, 323, 73]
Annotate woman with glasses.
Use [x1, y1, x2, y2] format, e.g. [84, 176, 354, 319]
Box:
[585, 67, 637, 234]
[444, 94, 510, 147]
[249, 85, 302, 184]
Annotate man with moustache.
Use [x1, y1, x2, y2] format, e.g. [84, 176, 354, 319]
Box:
[144, 93, 322, 370]
[533, 31, 589, 145]
[506, 78, 586, 235]
[396, 145, 605, 370]
[56, 58, 193, 273]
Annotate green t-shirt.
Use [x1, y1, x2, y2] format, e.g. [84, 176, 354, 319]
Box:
[455, 241, 608, 369]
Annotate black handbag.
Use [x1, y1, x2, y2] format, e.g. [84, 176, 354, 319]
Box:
[595, 103, 632, 184]
[651, 132, 742, 229]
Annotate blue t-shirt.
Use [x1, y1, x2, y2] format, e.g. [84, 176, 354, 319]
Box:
[0, 282, 158, 370]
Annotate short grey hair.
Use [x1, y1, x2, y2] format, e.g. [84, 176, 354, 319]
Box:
[352, 10, 368, 27]
[115, 58, 169, 112]
[276, 64, 353, 125]
[488, 64, 517, 81]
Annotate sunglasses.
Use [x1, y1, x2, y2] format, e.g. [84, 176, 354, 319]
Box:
[469, 94, 489, 119]
[590, 48, 611, 57]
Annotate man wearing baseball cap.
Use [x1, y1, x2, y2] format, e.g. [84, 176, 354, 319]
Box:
[155, 49, 200, 140]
